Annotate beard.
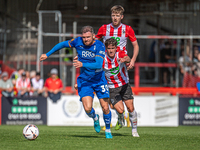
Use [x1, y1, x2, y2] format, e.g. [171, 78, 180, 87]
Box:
[84, 40, 93, 46]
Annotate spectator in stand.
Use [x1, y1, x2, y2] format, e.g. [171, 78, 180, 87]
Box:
[193, 46, 199, 63]
[11, 75, 18, 97]
[31, 72, 44, 96]
[193, 53, 200, 86]
[26, 71, 30, 79]
[44, 68, 63, 103]
[30, 70, 36, 80]
[16, 71, 31, 97]
[10, 68, 24, 80]
[160, 41, 175, 86]
[0, 72, 14, 98]
[10, 68, 25, 97]
[179, 49, 192, 87]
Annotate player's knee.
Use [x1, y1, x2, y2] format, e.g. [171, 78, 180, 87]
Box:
[84, 106, 92, 113]
[115, 104, 124, 114]
[102, 105, 109, 114]
[118, 108, 124, 114]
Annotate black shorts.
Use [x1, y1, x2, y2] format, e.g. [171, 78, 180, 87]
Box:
[109, 83, 134, 106]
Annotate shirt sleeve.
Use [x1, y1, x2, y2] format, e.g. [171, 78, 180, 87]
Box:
[59, 79, 63, 88]
[95, 43, 106, 59]
[127, 26, 137, 42]
[82, 57, 103, 69]
[16, 79, 20, 88]
[96, 25, 104, 39]
[27, 79, 31, 88]
[46, 39, 76, 57]
[8, 80, 13, 88]
[0, 80, 2, 88]
[39, 79, 44, 90]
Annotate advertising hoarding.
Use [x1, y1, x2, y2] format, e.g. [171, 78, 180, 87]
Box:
[1, 96, 47, 125]
[179, 97, 200, 125]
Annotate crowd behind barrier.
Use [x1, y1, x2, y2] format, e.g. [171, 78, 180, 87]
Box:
[0, 66, 65, 103]
[148, 39, 200, 89]
[1, 39, 200, 96]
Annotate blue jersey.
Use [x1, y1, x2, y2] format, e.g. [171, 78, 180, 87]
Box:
[46, 37, 106, 81]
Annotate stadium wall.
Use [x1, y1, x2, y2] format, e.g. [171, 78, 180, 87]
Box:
[47, 95, 179, 127]
[1, 95, 200, 126]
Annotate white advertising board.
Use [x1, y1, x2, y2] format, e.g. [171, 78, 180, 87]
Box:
[135, 96, 178, 126]
[47, 95, 118, 126]
[47, 95, 178, 126]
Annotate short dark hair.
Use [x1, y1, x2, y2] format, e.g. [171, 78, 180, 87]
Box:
[81, 26, 94, 34]
[105, 38, 117, 48]
[36, 72, 40, 76]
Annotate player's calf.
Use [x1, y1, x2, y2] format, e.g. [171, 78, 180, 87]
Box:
[129, 110, 139, 137]
[103, 111, 113, 138]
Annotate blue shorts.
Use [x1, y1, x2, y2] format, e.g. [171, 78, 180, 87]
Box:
[77, 76, 110, 101]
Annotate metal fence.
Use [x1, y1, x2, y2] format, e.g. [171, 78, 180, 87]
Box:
[36, 11, 200, 88]
[37, 11, 78, 91]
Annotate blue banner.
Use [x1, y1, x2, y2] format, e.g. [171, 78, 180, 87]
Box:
[179, 97, 200, 125]
[1, 96, 47, 125]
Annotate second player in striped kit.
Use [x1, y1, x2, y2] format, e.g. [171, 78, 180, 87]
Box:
[103, 38, 139, 137]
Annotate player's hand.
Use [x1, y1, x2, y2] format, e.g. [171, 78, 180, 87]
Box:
[74, 84, 78, 90]
[118, 58, 126, 63]
[74, 56, 78, 60]
[40, 54, 47, 61]
[73, 60, 83, 68]
[127, 59, 135, 70]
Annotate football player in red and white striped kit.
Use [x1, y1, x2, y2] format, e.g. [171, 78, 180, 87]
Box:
[96, 5, 139, 133]
[103, 38, 139, 137]
[96, 5, 139, 70]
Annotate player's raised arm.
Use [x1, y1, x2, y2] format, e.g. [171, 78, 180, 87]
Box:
[46, 41, 68, 57]
[40, 39, 75, 61]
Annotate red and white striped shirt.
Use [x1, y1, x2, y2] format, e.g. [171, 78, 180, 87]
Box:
[16, 78, 31, 89]
[96, 23, 137, 53]
[103, 51, 129, 88]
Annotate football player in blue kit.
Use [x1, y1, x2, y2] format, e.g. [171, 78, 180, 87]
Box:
[40, 26, 113, 139]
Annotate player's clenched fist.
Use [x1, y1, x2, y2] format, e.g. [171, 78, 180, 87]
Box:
[40, 54, 48, 61]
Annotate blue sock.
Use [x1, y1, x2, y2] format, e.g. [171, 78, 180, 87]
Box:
[86, 108, 97, 119]
[103, 111, 112, 130]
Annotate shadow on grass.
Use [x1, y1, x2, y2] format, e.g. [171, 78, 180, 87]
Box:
[69, 135, 100, 138]
[112, 133, 129, 137]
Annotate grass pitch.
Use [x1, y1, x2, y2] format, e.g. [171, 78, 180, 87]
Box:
[0, 125, 200, 150]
